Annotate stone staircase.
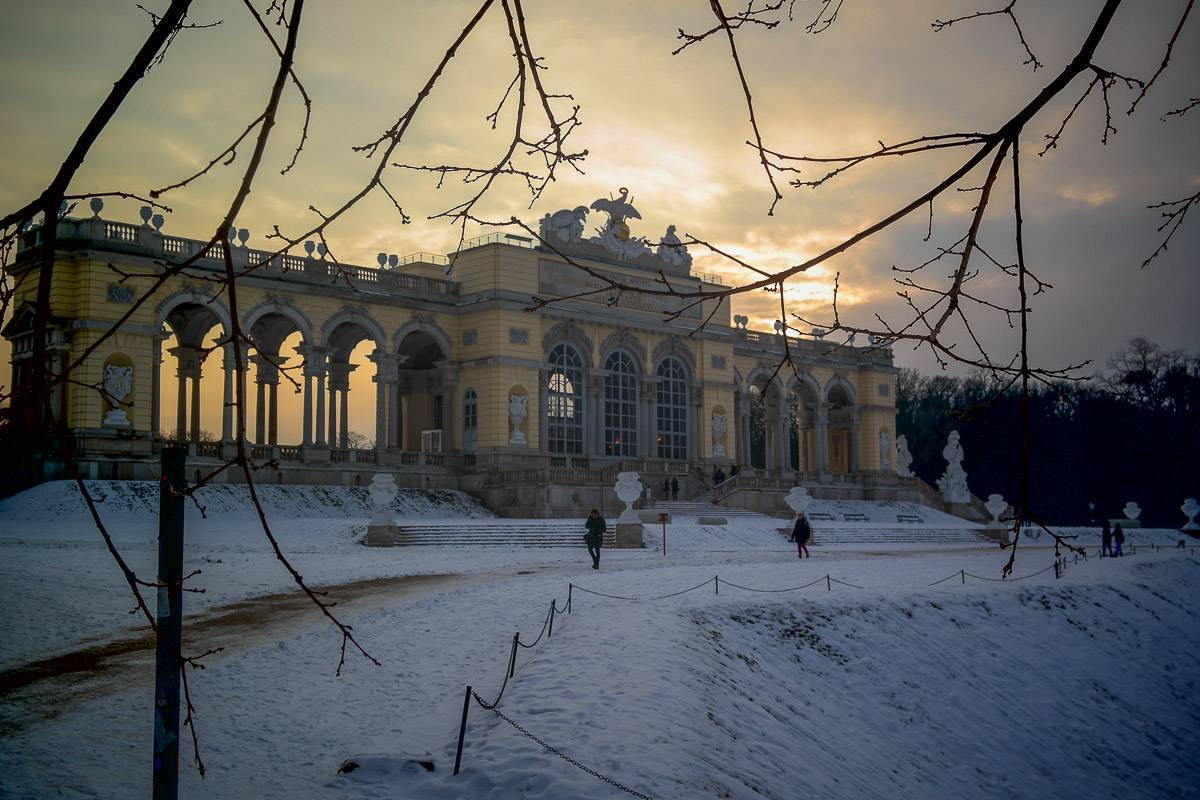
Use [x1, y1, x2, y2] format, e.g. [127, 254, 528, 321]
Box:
[804, 526, 994, 546]
[653, 491, 767, 519]
[385, 520, 611, 548]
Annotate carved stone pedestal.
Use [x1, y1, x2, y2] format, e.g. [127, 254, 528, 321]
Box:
[365, 525, 400, 547]
[613, 523, 644, 549]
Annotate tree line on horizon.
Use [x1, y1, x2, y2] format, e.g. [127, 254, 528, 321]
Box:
[897, 337, 1199, 527]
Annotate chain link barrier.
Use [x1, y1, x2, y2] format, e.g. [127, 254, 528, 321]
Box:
[474, 691, 654, 800]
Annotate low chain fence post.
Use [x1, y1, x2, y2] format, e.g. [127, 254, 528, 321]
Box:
[547, 599, 555, 638]
[508, 634, 518, 679]
[960, 569, 965, 584]
[714, 575, 719, 595]
[826, 574, 831, 592]
[453, 684, 472, 776]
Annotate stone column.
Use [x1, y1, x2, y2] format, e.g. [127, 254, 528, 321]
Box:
[388, 384, 401, 448]
[190, 373, 201, 444]
[302, 373, 313, 446]
[588, 374, 604, 458]
[268, 381, 279, 445]
[339, 388, 349, 448]
[641, 377, 657, 459]
[255, 380, 267, 444]
[848, 409, 860, 473]
[175, 370, 187, 440]
[538, 368, 549, 453]
[440, 366, 458, 452]
[778, 398, 792, 473]
[327, 383, 338, 448]
[315, 371, 327, 446]
[815, 402, 830, 475]
[221, 350, 235, 442]
[690, 386, 703, 462]
[151, 337, 164, 438]
[373, 379, 387, 451]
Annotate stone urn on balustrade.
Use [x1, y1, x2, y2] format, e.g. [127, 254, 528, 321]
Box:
[612, 471, 645, 549]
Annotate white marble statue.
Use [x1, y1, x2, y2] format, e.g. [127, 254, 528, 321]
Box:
[589, 187, 650, 260]
[985, 493, 1007, 526]
[538, 206, 588, 243]
[508, 394, 528, 445]
[712, 412, 727, 457]
[936, 430, 971, 504]
[614, 471, 643, 525]
[368, 473, 398, 526]
[102, 364, 133, 427]
[895, 435, 914, 477]
[656, 225, 692, 268]
[1181, 498, 1199, 531]
[785, 486, 813, 517]
[879, 431, 892, 471]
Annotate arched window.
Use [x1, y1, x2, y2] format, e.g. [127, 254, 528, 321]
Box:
[547, 343, 584, 454]
[656, 357, 688, 459]
[462, 389, 478, 453]
[604, 351, 638, 457]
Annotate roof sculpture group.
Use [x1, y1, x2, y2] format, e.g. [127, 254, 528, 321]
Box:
[538, 187, 692, 268]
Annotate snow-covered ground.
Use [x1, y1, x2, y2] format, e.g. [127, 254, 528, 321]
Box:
[1, 482, 1197, 799]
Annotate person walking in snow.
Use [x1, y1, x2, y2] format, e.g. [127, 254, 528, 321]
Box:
[1101, 519, 1113, 557]
[1113, 523, 1125, 557]
[670, 477, 680, 501]
[791, 512, 812, 559]
[584, 509, 606, 570]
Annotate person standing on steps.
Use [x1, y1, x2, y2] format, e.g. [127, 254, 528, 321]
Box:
[1101, 519, 1113, 557]
[1113, 523, 1125, 557]
[670, 477, 680, 501]
[662, 478, 670, 502]
[584, 508, 606, 570]
[791, 512, 812, 559]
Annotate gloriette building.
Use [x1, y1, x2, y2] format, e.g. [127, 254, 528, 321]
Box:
[5, 191, 922, 516]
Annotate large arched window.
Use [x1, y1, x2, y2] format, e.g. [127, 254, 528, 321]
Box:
[462, 389, 478, 453]
[656, 357, 688, 459]
[547, 343, 584, 454]
[604, 351, 638, 457]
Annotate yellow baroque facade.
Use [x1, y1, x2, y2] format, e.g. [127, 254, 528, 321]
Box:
[5, 209, 909, 516]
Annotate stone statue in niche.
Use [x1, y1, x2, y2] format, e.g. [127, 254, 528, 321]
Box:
[656, 224, 692, 268]
[937, 430, 971, 504]
[102, 364, 133, 428]
[895, 435, 913, 477]
[508, 394, 528, 445]
[538, 206, 588, 243]
[712, 412, 727, 457]
[879, 430, 892, 471]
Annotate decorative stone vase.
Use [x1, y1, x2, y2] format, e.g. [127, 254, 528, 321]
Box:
[785, 486, 813, 517]
[508, 394, 528, 445]
[614, 471, 643, 525]
[1123, 501, 1142, 521]
[985, 493, 1006, 525]
[368, 474, 398, 525]
[1181, 498, 1199, 531]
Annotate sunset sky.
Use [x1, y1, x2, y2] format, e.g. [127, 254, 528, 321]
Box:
[2, 1, 1197, 437]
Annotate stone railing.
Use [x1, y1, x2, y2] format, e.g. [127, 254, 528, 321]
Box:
[278, 445, 304, 461]
[19, 216, 459, 302]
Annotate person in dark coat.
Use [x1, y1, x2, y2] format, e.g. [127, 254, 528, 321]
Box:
[1113, 523, 1125, 557]
[791, 512, 812, 559]
[584, 509, 606, 569]
[1101, 519, 1113, 557]
[670, 477, 680, 500]
[662, 478, 670, 500]
[730, 464, 739, 478]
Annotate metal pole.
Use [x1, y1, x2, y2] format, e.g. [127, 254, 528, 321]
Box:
[153, 445, 186, 800]
[508, 634, 518, 678]
[567, 583, 572, 614]
[826, 574, 831, 592]
[662, 519, 667, 558]
[714, 575, 719, 595]
[961, 569, 965, 584]
[548, 600, 555, 638]
[453, 685, 472, 776]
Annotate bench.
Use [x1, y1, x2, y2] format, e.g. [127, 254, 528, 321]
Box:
[897, 514, 923, 524]
[808, 512, 836, 521]
[843, 513, 869, 522]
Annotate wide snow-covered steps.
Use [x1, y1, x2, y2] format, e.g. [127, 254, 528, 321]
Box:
[652, 501, 765, 518]
[807, 526, 994, 546]
[384, 520, 607, 548]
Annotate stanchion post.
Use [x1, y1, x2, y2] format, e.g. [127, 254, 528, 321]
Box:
[547, 599, 555, 638]
[153, 445, 186, 800]
[567, 583, 572, 614]
[508, 633, 518, 679]
[960, 569, 965, 585]
[826, 574, 831, 592]
[453, 685, 472, 776]
[714, 575, 719, 595]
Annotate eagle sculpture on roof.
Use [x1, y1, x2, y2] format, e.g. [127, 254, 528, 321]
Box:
[590, 187, 641, 228]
